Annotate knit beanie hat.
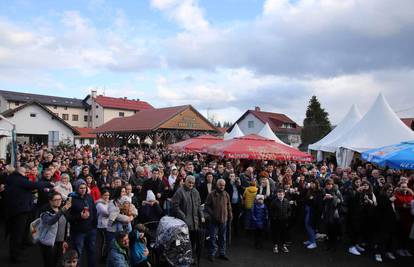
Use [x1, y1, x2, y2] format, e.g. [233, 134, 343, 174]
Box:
[119, 196, 131, 205]
[256, 194, 265, 200]
[146, 190, 156, 202]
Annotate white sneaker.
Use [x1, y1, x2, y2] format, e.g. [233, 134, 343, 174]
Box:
[374, 254, 382, 262]
[404, 250, 412, 257]
[307, 243, 317, 249]
[303, 240, 311, 246]
[349, 246, 361, 256]
[355, 244, 365, 252]
[273, 245, 279, 254]
[385, 252, 396, 260]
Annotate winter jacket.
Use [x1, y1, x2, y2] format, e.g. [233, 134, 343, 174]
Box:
[304, 189, 324, 228]
[107, 199, 138, 233]
[107, 239, 130, 267]
[269, 198, 291, 222]
[138, 202, 163, 224]
[243, 186, 258, 209]
[171, 186, 204, 231]
[225, 181, 243, 204]
[376, 193, 398, 232]
[205, 189, 233, 224]
[250, 202, 268, 229]
[89, 185, 101, 202]
[39, 206, 69, 246]
[5, 172, 52, 218]
[67, 192, 97, 233]
[130, 230, 148, 266]
[394, 191, 414, 233]
[322, 188, 343, 224]
[96, 199, 110, 229]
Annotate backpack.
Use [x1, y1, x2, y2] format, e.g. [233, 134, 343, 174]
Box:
[30, 218, 42, 244]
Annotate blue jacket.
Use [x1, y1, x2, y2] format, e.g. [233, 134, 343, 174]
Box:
[5, 172, 52, 218]
[250, 202, 268, 230]
[68, 192, 97, 233]
[130, 230, 148, 266]
[107, 239, 130, 267]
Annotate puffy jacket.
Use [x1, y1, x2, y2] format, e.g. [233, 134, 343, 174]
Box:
[243, 186, 258, 209]
[270, 198, 291, 221]
[107, 199, 137, 233]
[96, 199, 110, 229]
[171, 186, 204, 231]
[250, 202, 268, 229]
[39, 206, 69, 246]
[107, 239, 130, 267]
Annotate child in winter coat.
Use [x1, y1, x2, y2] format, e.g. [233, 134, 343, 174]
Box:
[243, 180, 258, 230]
[130, 228, 151, 267]
[251, 194, 268, 249]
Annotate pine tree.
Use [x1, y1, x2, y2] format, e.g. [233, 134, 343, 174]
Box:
[301, 96, 331, 149]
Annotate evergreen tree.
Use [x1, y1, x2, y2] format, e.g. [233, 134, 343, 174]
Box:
[301, 96, 331, 148]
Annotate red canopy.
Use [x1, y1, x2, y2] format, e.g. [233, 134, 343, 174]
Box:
[169, 135, 223, 153]
[204, 134, 312, 162]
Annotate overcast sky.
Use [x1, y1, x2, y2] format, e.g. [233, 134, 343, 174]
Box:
[1, 0, 414, 125]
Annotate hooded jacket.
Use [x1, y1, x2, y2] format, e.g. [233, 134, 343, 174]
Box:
[243, 186, 258, 209]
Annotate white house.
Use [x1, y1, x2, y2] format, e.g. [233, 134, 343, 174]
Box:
[230, 107, 302, 147]
[0, 101, 79, 146]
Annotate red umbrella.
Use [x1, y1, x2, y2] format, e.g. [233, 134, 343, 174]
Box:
[204, 134, 312, 162]
[169, 135, 223, 153]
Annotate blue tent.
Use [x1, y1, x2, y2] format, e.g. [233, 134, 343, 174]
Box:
[361, 141, 414, 169]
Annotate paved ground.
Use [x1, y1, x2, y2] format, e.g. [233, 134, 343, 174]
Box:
[0, 219, 411, 267]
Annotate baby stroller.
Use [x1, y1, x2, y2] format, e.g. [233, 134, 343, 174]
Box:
[155, 216, 193, 267]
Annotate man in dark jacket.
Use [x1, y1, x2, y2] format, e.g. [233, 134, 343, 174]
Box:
[205, 179, 232, 262]
[141, 168, 163, 202]
[4, 166, 53, 263]
[270, 189, 291, 254]
[68, 179, 98, 267]
[172, 175, 205, 263]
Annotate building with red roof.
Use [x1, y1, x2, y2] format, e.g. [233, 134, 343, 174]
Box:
[84, 90, 154, 128]
[74, 127, 97, 147]
[94, 105, 218, 146]
[229, 107, 302, 147]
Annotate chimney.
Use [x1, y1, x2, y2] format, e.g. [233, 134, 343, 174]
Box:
[91, 89, 97, 99]
[255, 106, 260, 111]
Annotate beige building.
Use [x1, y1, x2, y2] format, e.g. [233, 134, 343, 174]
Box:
[0, 89, 154, 129]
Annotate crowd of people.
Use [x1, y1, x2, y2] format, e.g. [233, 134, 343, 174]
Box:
[0, 143, 413, 266]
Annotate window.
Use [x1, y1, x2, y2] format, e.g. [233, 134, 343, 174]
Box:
[62, 114, 69, 121]
[72, 115, 79, 121]
[89, 138, 95, 144]
[15, 101, 20, 106]
[84, 115, 88, 122]
[53, 113, 59, 117]
[64, 106, 68, 110]
[54, 105, 58, 109]
[80, 139, 85, 145]
[95, 115, 99, 118]
[119, 112, 124, 117]
[96, 105, 99, 109]
[84, 108, 88, 112]
[30, 113, 36, 117]
[248, 120, 254, 128]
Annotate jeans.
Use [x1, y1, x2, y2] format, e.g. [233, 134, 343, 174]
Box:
[71, 229, 97, 267]
[304, 205, 316, 244]
[209, 221, 227, 256]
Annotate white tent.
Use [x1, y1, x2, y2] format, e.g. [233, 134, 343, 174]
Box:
[257, 122, 286, 144]
[309, 104, 362, 153]
[333, 93, 414, 167]
[0, 127, 11, 159]
[224, 123, 244, 140]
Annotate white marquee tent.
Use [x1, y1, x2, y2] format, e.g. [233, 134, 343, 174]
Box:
[257, 122, 286, 144]
[332, 93, 414, 167]
[309, 104, 362, 153]
[224, 123, 244, 140]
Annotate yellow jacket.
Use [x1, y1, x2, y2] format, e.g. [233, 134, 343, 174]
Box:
[243, 186, 258, 209]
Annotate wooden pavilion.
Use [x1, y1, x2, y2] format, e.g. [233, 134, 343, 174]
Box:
[93, 105, 219, 147]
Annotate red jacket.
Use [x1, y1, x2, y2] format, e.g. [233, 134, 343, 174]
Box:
[89, 185, 101, 203]
[394, 191, 413, 233]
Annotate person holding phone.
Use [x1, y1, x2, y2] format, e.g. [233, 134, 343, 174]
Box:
[67, 179, 98, 267]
